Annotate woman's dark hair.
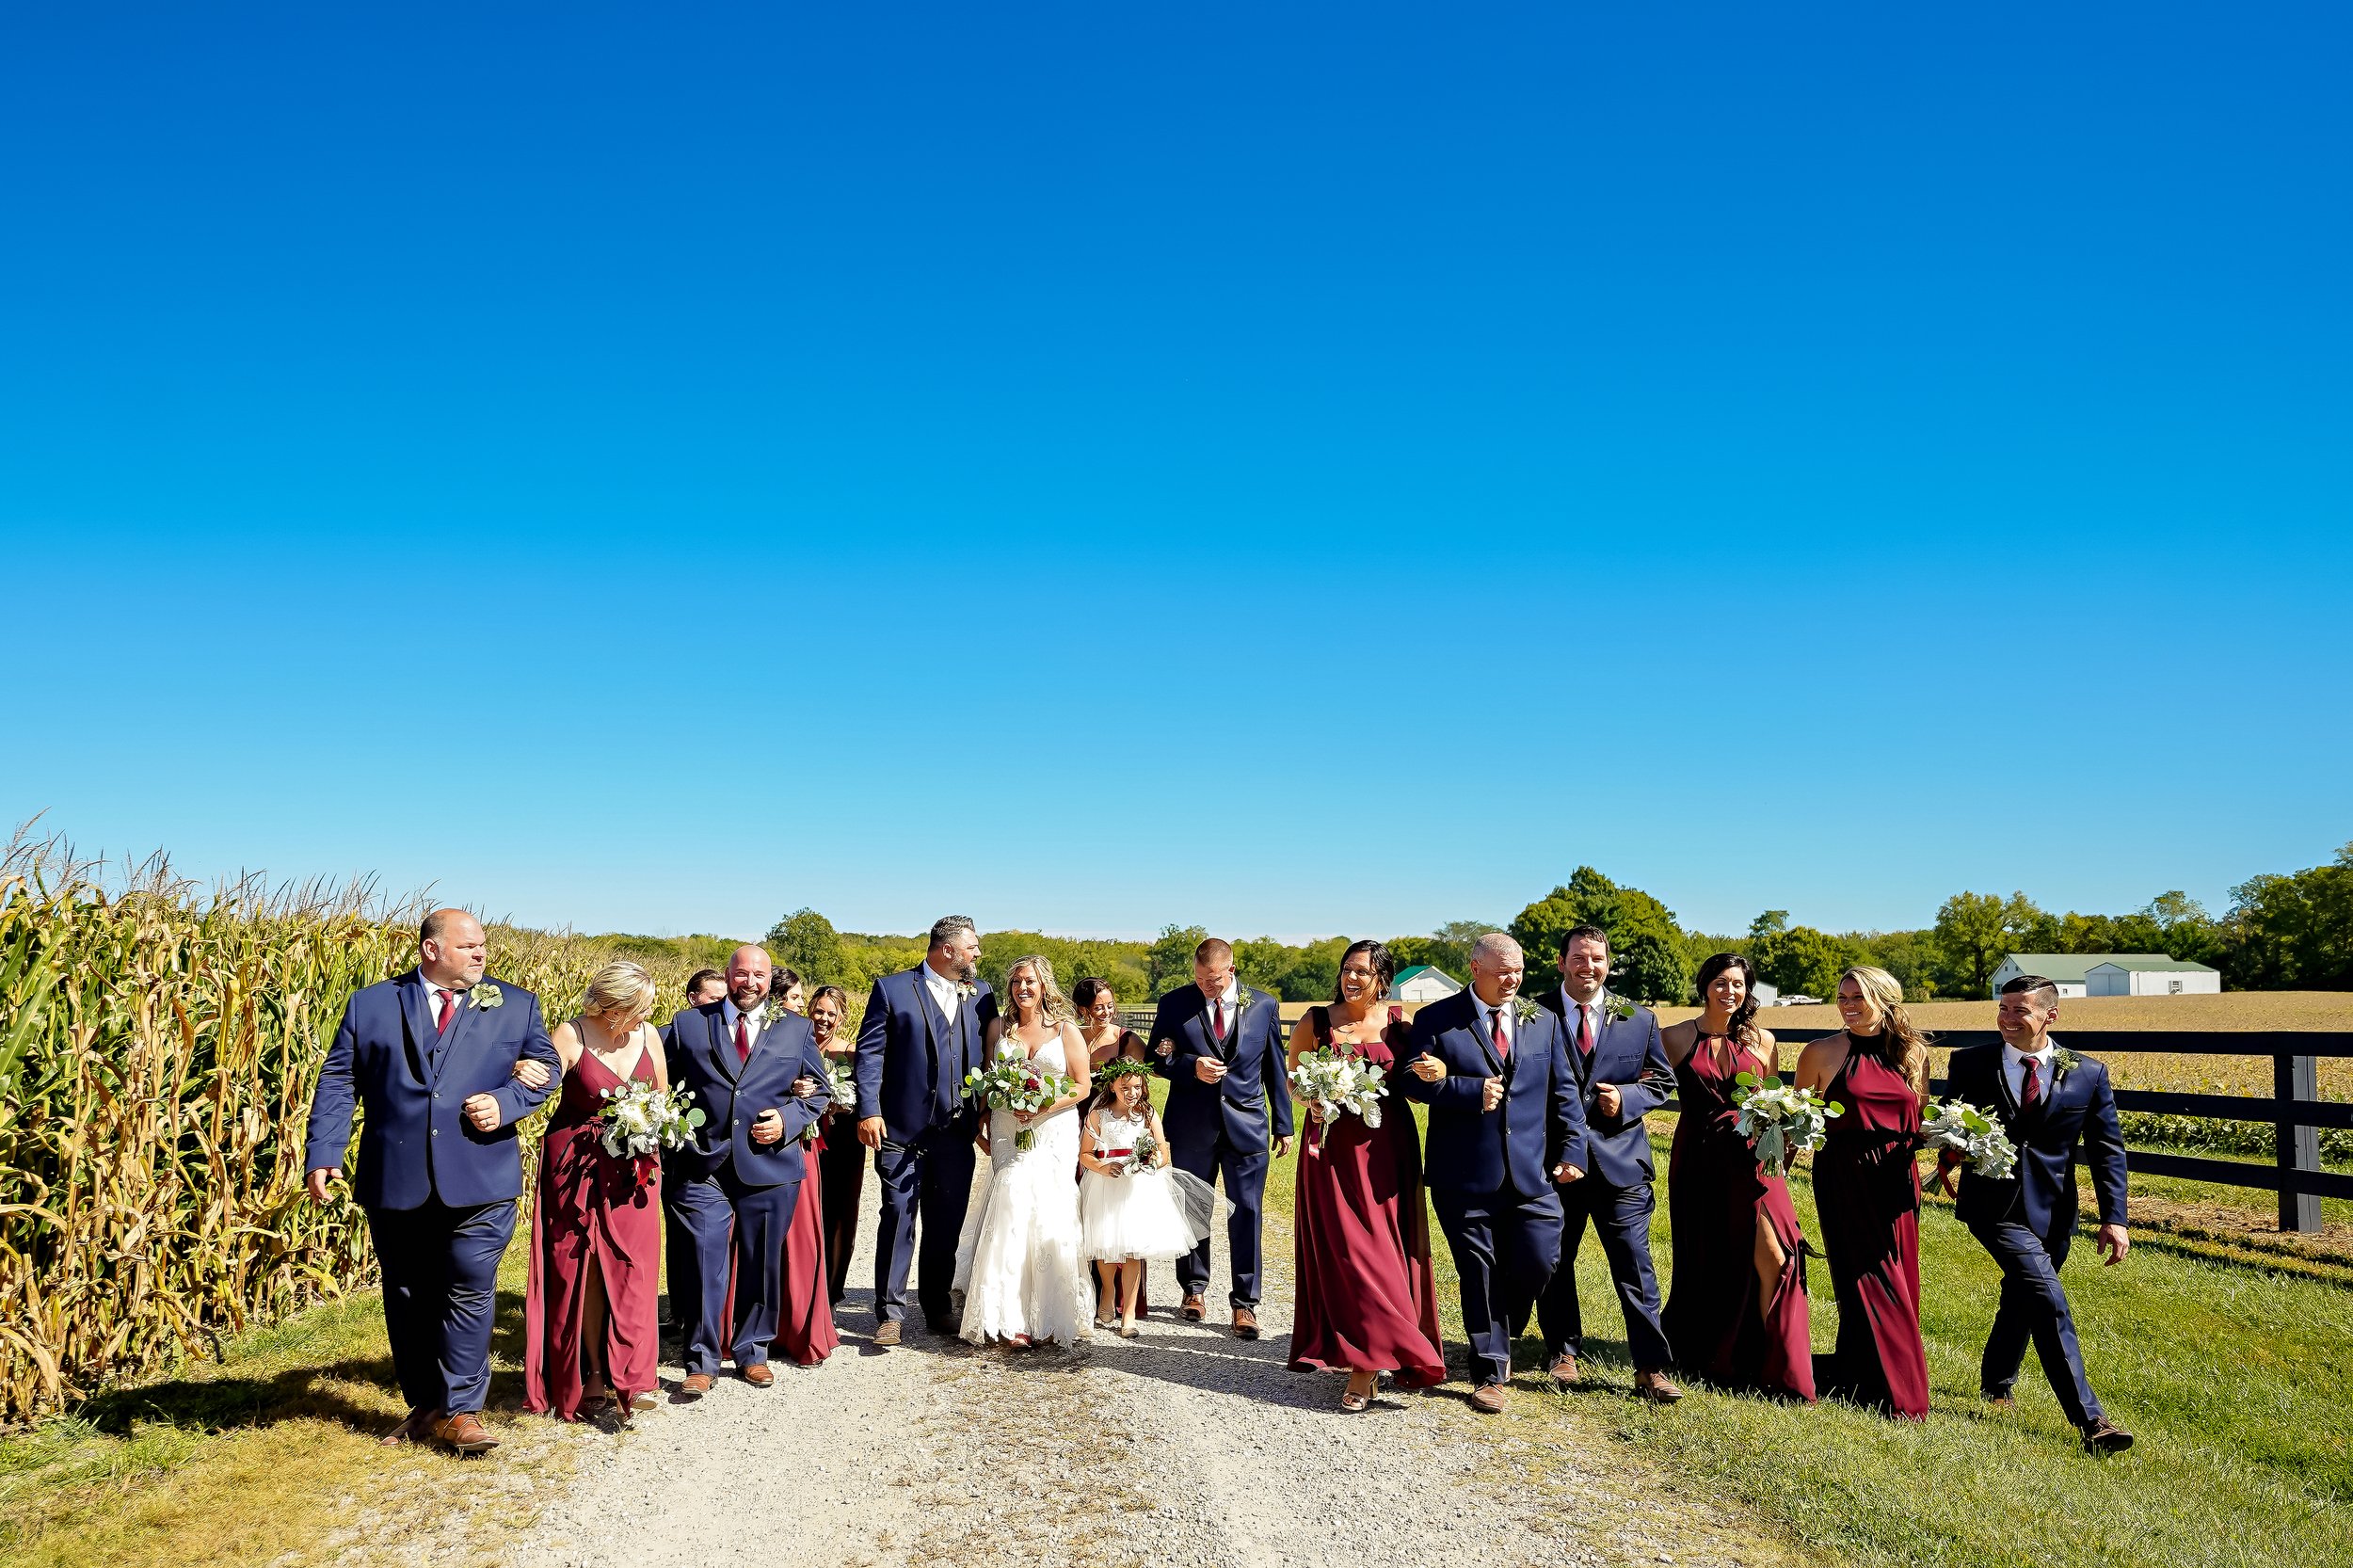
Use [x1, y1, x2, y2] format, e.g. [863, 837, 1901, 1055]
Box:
[774, 967, 804, 995]
[1694, 952, 1761, 1048]
[684, 968, 725, 1000]
[1071, 976, 1116, 1013]
[1331, 939, 1395, 1004]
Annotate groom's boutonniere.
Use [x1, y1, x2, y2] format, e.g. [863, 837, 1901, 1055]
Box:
[955, 981, 976, 1005]
[1229, 991, 1251, 1023]
[1605, 992, 1638, 1024]
[2048, 1045, 2079, 1082]
[1510, 995, 1542, 1025]
[468, 982, 503, 1011]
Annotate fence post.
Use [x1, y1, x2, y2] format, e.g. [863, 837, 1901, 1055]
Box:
[2275, 1052, 2321, 1234]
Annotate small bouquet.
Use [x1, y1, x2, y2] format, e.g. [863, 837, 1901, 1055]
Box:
[1124, 1127, 1161, 1176]
[1922, 1098, 2020, 1181]
[962, 1043, 1080, 1150]
[802, 1057, 861, 1144]
[1732, 1072, 1842, 1169]
[597, 1080, 705, 1162]
[1289, 1048, 1387, 1144]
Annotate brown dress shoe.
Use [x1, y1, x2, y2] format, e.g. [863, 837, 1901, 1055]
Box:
[431, 1412, 498, 1454]
[2081, 1419, 2135, 1455]
[739, 1362, 775, 1387]
[1633, 1370, 1683, 1404]
[1179, 1294, 1207, 1322]
[381, 1406, 440, 1446]
[872, 1319, 904, 1347]
[1468, 1383, 1507, 1415]
[1547, 1355, 1578, 1388]
[1983, 1393, 2017, 1411]
[1231, 1307, 1260, 1341]
[678, 1373, 714, 1397]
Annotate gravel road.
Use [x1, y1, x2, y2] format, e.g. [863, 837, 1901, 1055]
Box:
[503, 1165, 1797, 1568]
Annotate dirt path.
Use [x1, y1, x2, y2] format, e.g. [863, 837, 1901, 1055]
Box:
[504, 1168, 1798, 1568]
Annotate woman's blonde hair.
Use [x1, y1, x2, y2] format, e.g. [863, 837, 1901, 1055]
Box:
[582, 960, 658, 1027]
[1839, 964, 1929, 1099]
[1002, 953, 1073, 1027]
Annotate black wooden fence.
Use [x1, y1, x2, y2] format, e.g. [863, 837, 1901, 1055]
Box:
[1766, 1028, 2353, 1233]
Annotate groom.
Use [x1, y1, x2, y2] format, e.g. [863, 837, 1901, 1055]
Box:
[1397, 932, 1585, 1414]
[856, 915, 996, 1345]
[305, 909, 560, 1454]
[663, 944, 832, 1391]
[1151, 936, 1294, 1337]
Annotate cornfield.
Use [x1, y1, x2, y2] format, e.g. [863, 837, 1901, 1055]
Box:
[0, 830, 705, 1428]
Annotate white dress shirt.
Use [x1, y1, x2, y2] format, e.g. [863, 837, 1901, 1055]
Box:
[1561, 989, 1602, 1053]
[1206, 979, 1241, 1033]
[2005, 1038, 2058, 1105]
[922, 961, 964, 1023]
[721, 996, 768, 1048]
[424, 978, 466, 1029]
[1471, 992, 1516, 1052]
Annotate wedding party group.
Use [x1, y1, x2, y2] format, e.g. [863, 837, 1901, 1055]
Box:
[301, 907, 2137, 1461]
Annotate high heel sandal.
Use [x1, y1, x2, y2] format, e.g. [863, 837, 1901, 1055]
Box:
[1340, 1374, 1376, 1412]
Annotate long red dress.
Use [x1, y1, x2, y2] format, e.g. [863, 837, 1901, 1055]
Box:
[1288, 1009, 1446, 1386]
[1661, 1035, 1814, 1401]
[772, 1120, 840, 1365]
[524, 1039, 663, 1417]
[1811, 1032, 1929, 1419]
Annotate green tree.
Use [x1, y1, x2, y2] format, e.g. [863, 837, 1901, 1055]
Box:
[764, 908, 846, 990]
[2220, 844, 2353, 990]
[1750, 917, 1854, 1000]
[1147, 924, 1209, 998]
[1509, 867, 1691, 1004]
[1930, 890, 2043, 998]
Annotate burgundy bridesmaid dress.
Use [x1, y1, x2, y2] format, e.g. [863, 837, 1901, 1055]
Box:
[1288, 1009, 1446, 1386]
[1660, 1035, 1814, 1401]
[817, 1051, 866, 1306]
[772, 1120, 840, 1365]
[523, 1040, 664, 1417]
[1811, 1033, 1930, 1419]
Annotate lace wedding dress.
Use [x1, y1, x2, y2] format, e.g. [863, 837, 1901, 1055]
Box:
[952, 1028, 1093, 1346]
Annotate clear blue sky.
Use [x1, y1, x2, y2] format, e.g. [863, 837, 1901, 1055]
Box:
[4, 4, 2346, 944]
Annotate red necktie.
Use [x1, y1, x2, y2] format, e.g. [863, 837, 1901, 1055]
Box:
[1575, 1004, 1593, 1060]
[735, 1015, 753, 1064]
[2020, 1057, 2041, 1111]
[1492, 1007, 1510, 1061]
[434, 988, 457, 1034]
[1211, 1000, 1227, 1043]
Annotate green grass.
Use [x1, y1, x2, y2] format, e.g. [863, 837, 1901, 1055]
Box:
[1264, 1111, 2353, 1568]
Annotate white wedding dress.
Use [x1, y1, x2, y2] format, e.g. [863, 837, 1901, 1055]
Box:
[952, 1029, 1093, 1346]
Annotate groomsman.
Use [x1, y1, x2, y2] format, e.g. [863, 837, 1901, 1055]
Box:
[664, 945, 831, 1391]
[658, 968, 728, 1337]
[1151, 937, 1294, 1337]
[1396, 932, 1586, 1414]
[305, 909, 560, 1454]
[1938, 974, 2135, 1453]
[856, 916, 996, 1344]
[1533, 925, 1682, 1402]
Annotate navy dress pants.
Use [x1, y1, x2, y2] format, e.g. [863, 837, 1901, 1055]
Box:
[666, 1162, 802, 1375]
[1170, 1129, 1269, 1308]
[1537, 1176, 1673, 1371]
[1432, 1185, 1564, 1387]
[872, 1123, 978, 1329]
[1972, 1218, 2105, 1427]
[365, 1198, 516, 1416]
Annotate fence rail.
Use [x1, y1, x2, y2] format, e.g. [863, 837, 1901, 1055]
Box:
[1760, 1028, 2351, 1231]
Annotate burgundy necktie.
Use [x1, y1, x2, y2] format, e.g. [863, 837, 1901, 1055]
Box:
[434, 988, 457, 1034]
[736, 1015, 753, 1064]
[1211, 1000, 1227, 1043]
[1492, 1007, 1511, 1061]
[1575, 1004, 1594, 1060]
[2020, 1057, 2041, 1112]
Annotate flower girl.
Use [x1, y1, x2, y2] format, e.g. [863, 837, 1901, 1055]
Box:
[1078, 1061, 1216, 1337]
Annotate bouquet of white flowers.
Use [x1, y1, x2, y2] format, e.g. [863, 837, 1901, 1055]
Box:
[1921, 1098, 2020, 1180]
[597, 1079, 705, 1162]
[1732, 1072, 1843, 1169]
[1124, 1127, 1160, 1176]
[802, 1056, 860, 1144]
[962, 1043, 1080, 1151]
[1289, 1048, 1387, 1145]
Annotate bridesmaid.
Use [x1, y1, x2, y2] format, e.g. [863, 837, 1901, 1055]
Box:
[1286, 940, 1446, 1410]
[1073, 977, 1148, 1319]
[810, 984, 866, 1305]
[774, 968, 808, 1016]
[772, 978, 841, 1366]
[1797, 964, 1931, 1419]
[1659, 953, 1814, 1402]
[521, 960, 666, 1421]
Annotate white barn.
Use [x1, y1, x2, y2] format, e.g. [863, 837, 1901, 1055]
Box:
[1389, 965, 1463, 1003]
[1991, 953, 2221, 999]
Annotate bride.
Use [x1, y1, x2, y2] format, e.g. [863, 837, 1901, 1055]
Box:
[952, 954, 1096, 1347]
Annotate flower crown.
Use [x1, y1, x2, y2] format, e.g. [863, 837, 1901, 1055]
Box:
[1096, 1057, 1156, 1083]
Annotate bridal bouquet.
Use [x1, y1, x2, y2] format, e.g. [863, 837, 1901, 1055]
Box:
[962, 1043, 1080, 1151]
[1922, 1098, 2020, 1180]
[1732, 1072, 1842, 1169]
[1289, 1048, 1387, 1144]
[597, 1080, 705, 1162]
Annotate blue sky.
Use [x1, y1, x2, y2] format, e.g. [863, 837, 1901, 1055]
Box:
[4, 3, 2346, 943]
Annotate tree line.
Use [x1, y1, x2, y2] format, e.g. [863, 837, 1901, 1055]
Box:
[600, 840, 2352, 1006]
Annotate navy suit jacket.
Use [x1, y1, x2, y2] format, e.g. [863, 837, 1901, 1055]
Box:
[1535, 988, 1674, 1187]
[854, 965, 996, 1146]
[1946, 1040, 2129, 1237]
[664, 1001, 831, 1186]
[1397, 989, 1585, 1200]
[1151, 983, 1295, 1150]
[304, 970, 560, 1211]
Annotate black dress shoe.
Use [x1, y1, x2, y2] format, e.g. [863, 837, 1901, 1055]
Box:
[2081, 1419, 2135, 1455]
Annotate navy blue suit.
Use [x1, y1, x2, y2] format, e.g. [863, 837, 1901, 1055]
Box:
[855, 965, 995, 1329]
[305, 969, 559, 1416]
[1397, 988, 1586, 1386]
[662, 1000, 830, 1374]
[1533, 988, 1676, 1371]
[1945, 1040, 2129, 1427]
[1151, 984, 1294, 1308]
